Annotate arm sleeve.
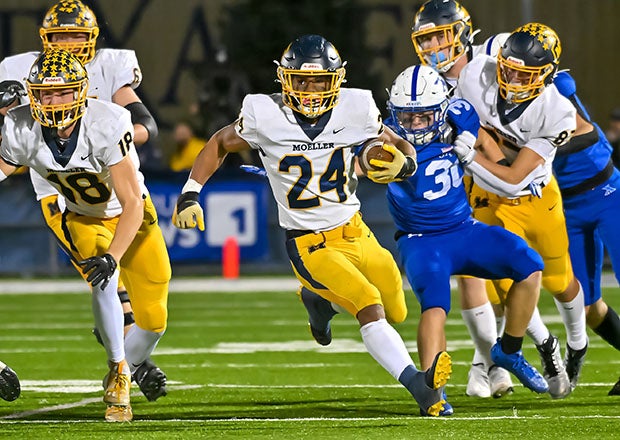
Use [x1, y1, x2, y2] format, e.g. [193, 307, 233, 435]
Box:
[466, 160, 546, 198]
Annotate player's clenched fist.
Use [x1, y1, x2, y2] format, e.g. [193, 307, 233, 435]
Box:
[173, 192, 205, 231]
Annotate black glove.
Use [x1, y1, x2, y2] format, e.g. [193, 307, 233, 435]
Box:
[79, 253, 118, 289]
[0, 80, 26, 108]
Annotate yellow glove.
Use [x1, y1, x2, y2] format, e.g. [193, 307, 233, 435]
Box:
[366, 143, 417, 184]
[173, 192, 205, 231]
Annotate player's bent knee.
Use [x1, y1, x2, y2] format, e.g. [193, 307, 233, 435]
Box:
[385, 306, 407, 324]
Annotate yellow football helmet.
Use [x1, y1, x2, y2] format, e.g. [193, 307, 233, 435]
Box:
[411, 0, 473, 73]
[26, 49, 89, 128]
[276, 34, 346, 119]
[497, 23, 561, 104]
[39, 0, 99, 65]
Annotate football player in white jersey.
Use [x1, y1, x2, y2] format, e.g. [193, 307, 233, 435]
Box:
[0, 360, 20, 402]
[0, 0, 167, 402]
[411, 0, 569, 400]
[173, 34, 452, 416]
[0, 49, 171, 422]
[453, 23, 588, 398]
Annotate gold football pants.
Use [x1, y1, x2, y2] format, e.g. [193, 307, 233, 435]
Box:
[43, 195, 170, 332]
[286, 212, 407, 322]
[470, 176, 573, 303]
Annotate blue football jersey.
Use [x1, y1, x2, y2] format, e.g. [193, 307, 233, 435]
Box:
[387, 142, 471, 234]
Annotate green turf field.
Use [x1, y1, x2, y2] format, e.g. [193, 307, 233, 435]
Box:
[0, 281, 619, 439]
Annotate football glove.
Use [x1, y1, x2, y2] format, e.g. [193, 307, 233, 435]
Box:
[528, 181, 543, 198]
[79, 253, 118, 289]
[0, 80, 26, 108]
[452, 131, 477, 165]
[367, 144, 417, 184]
[173, 191, 205, 230]
[446, 98, 480, 136]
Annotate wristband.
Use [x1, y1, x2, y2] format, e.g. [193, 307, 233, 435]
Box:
[181, 178, 203, 194]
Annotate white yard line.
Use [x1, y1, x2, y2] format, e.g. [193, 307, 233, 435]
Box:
[2, 274, 618, 294]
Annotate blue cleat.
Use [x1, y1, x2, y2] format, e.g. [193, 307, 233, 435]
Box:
[0, 361, 20, 402]
[400, 351, 452, 417]
[491, 339, 548, 393]
[299, 287, 337, 346]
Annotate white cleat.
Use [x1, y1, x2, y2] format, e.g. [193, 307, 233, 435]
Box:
[466, 363, 491, 398]
[536, 335, 571, 399]
[488, 364, 514, 398]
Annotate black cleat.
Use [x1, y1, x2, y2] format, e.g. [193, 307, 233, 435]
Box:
[608, 377, 620, 396]
[564, 342, 587, 391]
[299, 287, 337, 346]
[308, 323, 332, 346]
[133, 358, 167, 402]
[0, 361, 20, 402]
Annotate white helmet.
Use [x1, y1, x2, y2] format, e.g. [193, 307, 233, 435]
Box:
[386, 64, 450, 146]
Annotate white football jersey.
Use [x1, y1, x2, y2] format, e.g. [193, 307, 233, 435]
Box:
[442, 33, 509, 90]
[0, 48, 142, 200]
[456, 55, 576, 192]
[1, 99, 146, 218]
[236, 88, 382, 231]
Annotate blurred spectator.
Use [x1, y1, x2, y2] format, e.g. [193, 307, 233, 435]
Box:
[606, 107, 620, 169]
[169, 120, 207, 172]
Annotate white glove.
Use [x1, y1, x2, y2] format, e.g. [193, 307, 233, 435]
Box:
[528, 181, 543, 198]
[452, 131, 476, 165]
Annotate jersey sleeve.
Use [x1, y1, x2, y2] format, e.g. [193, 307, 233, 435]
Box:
[0, 115, 23, 166]
[235, 95, 261, 149]
[108, 50, 143, 92]
[363, 91, 384, 139]
[525, 92, 577, 158]
[474, 33, 510, 58]
[100, 108, 136, 166]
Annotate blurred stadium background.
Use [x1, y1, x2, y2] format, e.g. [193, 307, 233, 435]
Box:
[1, 0, 619, 277]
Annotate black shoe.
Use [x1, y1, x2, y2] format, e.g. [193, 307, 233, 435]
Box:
[564, 342, 588, 391]
[535, 335, 570, 398]
[133, 358, 167, 401]
[300, 287, 337, 346]
[608, 377, 620, 396]
[308, 323, 332, 346]
[0, 362, 20, 402]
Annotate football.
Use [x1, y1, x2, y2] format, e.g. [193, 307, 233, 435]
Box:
[358, 139, 394, 174]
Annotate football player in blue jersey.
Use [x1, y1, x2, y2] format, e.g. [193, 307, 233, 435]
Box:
[411, 1, 576, 400]
[552, 70, 620, 395]
[383, 64, 550, 414]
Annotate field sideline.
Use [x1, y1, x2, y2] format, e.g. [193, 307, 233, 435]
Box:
[0, 277, 619, 439]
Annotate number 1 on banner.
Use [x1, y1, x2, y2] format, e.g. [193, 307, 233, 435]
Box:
[205, 192, 257, 246]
